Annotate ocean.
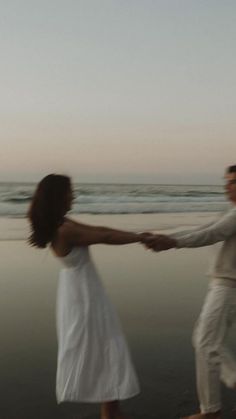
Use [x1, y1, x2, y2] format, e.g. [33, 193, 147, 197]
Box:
[0, 182, 227, 217]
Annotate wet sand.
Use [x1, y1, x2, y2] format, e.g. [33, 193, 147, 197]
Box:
[0, 214, 236, 418]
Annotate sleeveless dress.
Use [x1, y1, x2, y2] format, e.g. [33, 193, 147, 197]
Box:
[56, 246, 140, 403]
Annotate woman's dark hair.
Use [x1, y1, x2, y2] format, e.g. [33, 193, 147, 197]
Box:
[28, 174, 72, 248]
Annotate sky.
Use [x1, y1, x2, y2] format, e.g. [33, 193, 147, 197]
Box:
[1, 0, 236, 184]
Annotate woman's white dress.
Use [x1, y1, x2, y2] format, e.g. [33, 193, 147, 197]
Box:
[56, 246, 140, 403]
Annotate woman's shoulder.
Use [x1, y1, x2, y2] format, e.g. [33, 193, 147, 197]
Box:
[58, 218, 75, 236]
[58, 218, 86, 239]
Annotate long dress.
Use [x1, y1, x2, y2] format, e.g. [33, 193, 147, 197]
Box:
[56, 246, 140, 403]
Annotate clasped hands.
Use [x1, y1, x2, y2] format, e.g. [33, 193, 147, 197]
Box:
[139, 232, 176, 252]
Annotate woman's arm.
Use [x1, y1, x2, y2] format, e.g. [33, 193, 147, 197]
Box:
[62, 219, 145, 247]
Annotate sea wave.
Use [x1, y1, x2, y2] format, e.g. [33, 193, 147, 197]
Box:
[0, 182, 226, 217]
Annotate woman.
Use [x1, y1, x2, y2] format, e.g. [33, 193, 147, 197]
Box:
[28, 174, 146, 419]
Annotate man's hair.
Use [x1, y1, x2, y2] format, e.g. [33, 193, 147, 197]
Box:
[227, 165, 236, 173]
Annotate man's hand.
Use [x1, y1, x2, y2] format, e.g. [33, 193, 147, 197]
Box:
[141, 233, 177, 252]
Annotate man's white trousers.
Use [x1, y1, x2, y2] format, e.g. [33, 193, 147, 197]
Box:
[193, 278, 236, 413]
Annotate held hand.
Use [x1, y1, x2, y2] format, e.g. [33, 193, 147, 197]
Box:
[142, 234, 177, 252]
[138, 232, 155, 243]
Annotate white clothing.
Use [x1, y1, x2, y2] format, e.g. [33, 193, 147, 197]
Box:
[172, 206, 236, 280]
[56, 246, 140, 403]
[193, 280, 236, 413]
[170, 207, 236, 413]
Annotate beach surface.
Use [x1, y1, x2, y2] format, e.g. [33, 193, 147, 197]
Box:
[0, 213, 236, 418]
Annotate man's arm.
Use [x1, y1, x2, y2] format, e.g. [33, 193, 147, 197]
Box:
[168, 217, 220, 241]
[171, 208, 236, 248]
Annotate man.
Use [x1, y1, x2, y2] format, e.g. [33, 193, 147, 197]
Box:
[145, 165, 236, 419]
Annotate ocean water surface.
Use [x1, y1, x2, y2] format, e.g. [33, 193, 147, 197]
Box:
[0, 182, 227, 217]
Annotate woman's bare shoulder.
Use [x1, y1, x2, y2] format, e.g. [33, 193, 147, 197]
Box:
[58, 218, 86, 238]
[57, 218, 74, 236]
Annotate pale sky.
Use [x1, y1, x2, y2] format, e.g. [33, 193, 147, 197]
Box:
[1, 0, 236, 184]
